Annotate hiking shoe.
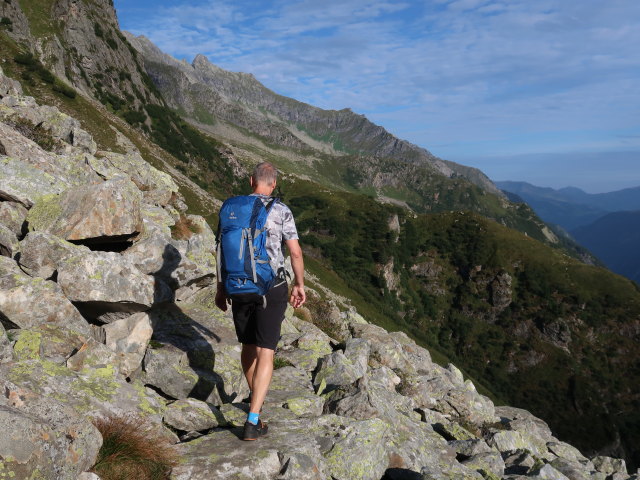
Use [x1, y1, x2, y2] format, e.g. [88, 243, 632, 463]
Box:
[243, 419, 268, 441]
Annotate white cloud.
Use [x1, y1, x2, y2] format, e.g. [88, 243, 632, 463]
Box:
[116, 0, 640, 167]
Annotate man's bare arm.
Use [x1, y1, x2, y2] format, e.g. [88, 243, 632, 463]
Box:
[286, 238, 306, 308]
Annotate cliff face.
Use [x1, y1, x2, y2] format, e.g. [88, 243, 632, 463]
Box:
[1, 66, 637, 480]
[2, 0, 162, 108]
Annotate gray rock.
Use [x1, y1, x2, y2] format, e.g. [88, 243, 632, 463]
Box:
[163, 398, 226, 432]
[0, 200, 27, 237]
[420, 465, 483, 480]
[324, 376, 381, 420]
[0, 322, 12, 363]
[344, 337, 370, 378]
[1, 359, 166, 420]
[496, 405, 554, 444]
[268, 366, 325, 418]
[324, 417, 390, 480]
[546, 441, 590, 465]
[77, 473, 101, 480]
[142, 343, 223, 404]
[0, 67, 23, 97]
[488, 430, 547, 457]
[12, 324, 86, 364]
[277, 452, 327, 480]
[313, 350, 363, 391]
[103, 312, 153, 376]
[171, 429, 282, 479]
[549, 458, 591, 480]
[18, 231, 85, 279]
[369, 365, 401, 391]
[0, 265, 89, 335]
[57, 249, 168, 321]
[123, 221, 216, 296]
[0, 397, 102, 480]
[0, 156, 68, 207]
[449, 438, 495, 458]
[592, 456, 628, 477]
[351, 323, 415, 373]
[276, 345, 324, 371]
[503, 450, 538, 475]
[147, 303, 249, 403]
[66, 338, 122, 373]
[462, 451, 506, 478]
[0, 121, 99, 184]
[87, 150, 178, 206]
[27, 175, 143, 243]
[218, 402, 249, 428]
[530, 463, 571, 480]
[0, 222, 17, 257]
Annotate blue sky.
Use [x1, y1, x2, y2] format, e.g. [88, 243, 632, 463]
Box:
[114, 0, 640, 193]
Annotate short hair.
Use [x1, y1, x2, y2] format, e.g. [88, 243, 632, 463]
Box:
[252, 162, 278, 186]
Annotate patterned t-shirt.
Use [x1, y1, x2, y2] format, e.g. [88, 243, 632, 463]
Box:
[251, 194, 299, 281]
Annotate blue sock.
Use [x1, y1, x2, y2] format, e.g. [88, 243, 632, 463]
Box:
[247, 412, 259, 425]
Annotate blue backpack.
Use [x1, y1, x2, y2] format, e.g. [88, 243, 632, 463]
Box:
[216, 195, 277, 298]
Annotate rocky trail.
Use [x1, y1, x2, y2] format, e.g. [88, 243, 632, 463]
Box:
[0, 67, 637, 480]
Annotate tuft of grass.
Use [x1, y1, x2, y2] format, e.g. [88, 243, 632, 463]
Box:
[170, 214, 203, 240]
[273, 357, 293, 369]
[91, 414, 178, 480]
[4, 116, 59, 151]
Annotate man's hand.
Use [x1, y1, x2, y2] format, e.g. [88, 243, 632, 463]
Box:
[215, 283, 228, 312]
[289, 284, 306, 308]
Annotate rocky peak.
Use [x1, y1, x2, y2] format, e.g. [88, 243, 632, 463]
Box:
[2, 0, 163, 110]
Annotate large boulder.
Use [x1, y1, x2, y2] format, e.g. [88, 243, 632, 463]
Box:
[0, 222, 18, 257]
[123, 221, 216, 297]
[57, 249, 170, 322]
[88, 151, 178, 206]
[163, 398, 226, 432]
[12, 324, 86, 364]
[103, 312, 153, 376]
[27, 175, 143, 244]
[7, 102, 97, 154]
[147, 304, 249, 403]
[18, 231, 83, 279]
[0, 322, 12, 363]
[0, 391, 102, 480]
[323, 418, 391, 480]
[313, 350, 363, 392]
[0, 200, 27, 237]
[0, 358, 166, 420]
[0, 259, 90, 335]
[0, 121, 99, 185]
[142, 343, 223, 404]
[0, 67, 22, 97]
[0, 155, 69, 207]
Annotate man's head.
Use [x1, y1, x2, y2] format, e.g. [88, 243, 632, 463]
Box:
[250, 162, 278, 193]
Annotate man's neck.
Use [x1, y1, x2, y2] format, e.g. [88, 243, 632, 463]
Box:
[252, 186, 274, 196]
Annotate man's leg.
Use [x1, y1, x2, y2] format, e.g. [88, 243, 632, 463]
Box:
[249, 346, 275, 414]
[240, 343, 258, 392]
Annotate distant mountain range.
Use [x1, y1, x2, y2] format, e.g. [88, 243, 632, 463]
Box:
[572, 211, 640, 283]
[496, 181, 640, 229]
[498, 181, 640, 282]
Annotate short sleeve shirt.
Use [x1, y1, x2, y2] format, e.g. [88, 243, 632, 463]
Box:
[251, 194, 299, 279]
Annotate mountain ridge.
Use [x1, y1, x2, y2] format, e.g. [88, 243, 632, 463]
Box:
[126, 33, 502, 197]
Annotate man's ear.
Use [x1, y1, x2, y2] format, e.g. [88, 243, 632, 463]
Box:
[250, 176, 255, 188]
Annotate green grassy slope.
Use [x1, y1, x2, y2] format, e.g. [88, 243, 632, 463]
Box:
[276, 176, 640, 466]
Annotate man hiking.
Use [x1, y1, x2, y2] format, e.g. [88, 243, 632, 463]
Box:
[215, 161, 306, 441]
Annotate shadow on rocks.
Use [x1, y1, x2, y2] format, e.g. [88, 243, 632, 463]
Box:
[146, 244, 226, 404]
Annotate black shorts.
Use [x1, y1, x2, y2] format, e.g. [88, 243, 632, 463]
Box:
[231, 282, 288, 350]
